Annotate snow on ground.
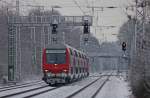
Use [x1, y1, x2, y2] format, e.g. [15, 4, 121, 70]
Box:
[0, 72, 133, 98]
[0, 83, 48, 97]
[96, 76, 132, 98]
[31, 77, 99, 98]
[0, 75, 43, 87]
[72, 77, 107, 98]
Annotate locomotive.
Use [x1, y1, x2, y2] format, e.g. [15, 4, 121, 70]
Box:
[42, 44, 89, 85]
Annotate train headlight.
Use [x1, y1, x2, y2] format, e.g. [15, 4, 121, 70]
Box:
[44, 70, 49, 72]
[63, 70, 67, 72]
[54, 64, 58, 66]
[46, 72, 55, 77]
[46, 72, 51, 77]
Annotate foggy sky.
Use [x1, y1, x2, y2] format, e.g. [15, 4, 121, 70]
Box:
[1, 0, 134, 42]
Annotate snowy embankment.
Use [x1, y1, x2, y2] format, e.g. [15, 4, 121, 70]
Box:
[96, 76, 134, 98]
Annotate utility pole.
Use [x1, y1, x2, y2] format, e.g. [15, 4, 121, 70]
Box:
[7, 0, 20, 81]
[16, 0, 19, 16]
[16, 0, 20, 81]
[134, 0, 146, 70]
[133, 0, 150, 83]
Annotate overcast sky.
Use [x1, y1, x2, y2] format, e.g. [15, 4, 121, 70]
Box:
[1, 0, 134, 42]
[36, 0, 133, 42]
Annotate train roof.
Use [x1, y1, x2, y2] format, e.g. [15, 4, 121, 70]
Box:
[45, 43, 86, 55]
[45, 43, 67, 49]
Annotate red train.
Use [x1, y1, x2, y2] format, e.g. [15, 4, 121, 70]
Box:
[42, 44, 89, 85]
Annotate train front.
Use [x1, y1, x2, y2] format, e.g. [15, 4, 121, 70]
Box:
[42, 48, 69, 85]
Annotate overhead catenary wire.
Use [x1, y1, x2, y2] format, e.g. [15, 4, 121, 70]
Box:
[0, 0, 11, 5]
[118, 0, 135, 18]
[72, 0, 86, 15]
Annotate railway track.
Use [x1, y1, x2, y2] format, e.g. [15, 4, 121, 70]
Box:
[0, 77, 100, 98]
[0, 73, 112, 98]
[66, 74, 111, 98]
[22, 77, 102, 98]
[91, 77, 109, 98]
[0, 81, 44, 92]
[23, 86, 60, 98]
[0, 84, 52, 98]
[66, 76, 103, 98]
[0, 80, 42, 90]
[28, 73, 111, 98]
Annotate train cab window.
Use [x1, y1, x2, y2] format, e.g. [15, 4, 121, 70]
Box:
[46, 49, 66, 64]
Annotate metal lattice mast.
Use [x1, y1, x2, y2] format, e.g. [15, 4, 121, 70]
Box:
[16, 0, 19, 16]
[134, 0, 146, 62]
[8, 24, 16, 81]
[134, 0, 150, 79]
[7, 0, 19, 81]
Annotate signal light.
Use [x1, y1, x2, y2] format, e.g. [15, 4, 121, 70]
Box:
[84, 38, 88, 42]
[122, 42, 126, 51]
[83, 20, 90, 34]
[51, 24, 58, 34]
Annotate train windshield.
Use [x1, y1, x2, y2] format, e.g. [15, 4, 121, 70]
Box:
[46, 49, 66, 64]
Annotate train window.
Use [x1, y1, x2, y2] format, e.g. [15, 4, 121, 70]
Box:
[74, 51, 78, 57]
[71, 67, 73, 74]
[82, 68, 84, 73]
[78, 59, 80, 65]
[83, 55, 85, 59]
[87, 58, 89, 63]
[81, 54, 84, 58]
[79, 53, 81, 58]
[70, 48, 73, 55]
[82, 55, 85, 59]
[73, 58, 76, 65]
[76, 67, 78, 74]
[85, 56, 87, 60]
[77, 52, 79, 57]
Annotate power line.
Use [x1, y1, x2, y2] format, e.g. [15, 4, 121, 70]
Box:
[85, 0, 89, 7]
[0, 0, 10, 5]
[72, 0, 85, 15]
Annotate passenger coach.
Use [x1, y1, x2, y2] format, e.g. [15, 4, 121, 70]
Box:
[42, 44, 89, 85]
